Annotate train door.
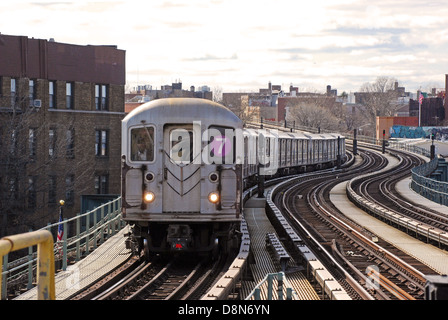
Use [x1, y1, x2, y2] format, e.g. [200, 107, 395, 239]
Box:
[162, 124, 201, 212]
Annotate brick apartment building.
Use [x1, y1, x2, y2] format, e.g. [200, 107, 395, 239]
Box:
[0, 34, 125, 236]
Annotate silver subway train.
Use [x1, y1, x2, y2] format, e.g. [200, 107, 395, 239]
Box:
[121, 98, 345, 256]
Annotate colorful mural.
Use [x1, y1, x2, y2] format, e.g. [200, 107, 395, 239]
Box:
[390, 126, 448, 141]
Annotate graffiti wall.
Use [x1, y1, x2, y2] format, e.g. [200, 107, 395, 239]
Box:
[390, 126, 448, 141]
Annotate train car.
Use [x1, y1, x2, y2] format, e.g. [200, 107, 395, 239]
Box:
[121, 98, 243, 256]
[242, 129, 258, 187]
[121, 98, 346, 257]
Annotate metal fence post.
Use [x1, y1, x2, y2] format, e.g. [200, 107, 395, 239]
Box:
[287, 287, 292, 300]
[1, 254, 8, 300]
[254, 288, 261, 300]
[86, 209, 90, 256]
[100, 206, 105, 244]
[27, 243, 33, 289]
[76, 213, 81, 261]
[277, 272, 284, 300]
[110, 202, 116, 236]
[62, 219, 68, 271]
[267, 274, 273, 300]
[35, 232, 55, 300]
[93, 208, 98, 251]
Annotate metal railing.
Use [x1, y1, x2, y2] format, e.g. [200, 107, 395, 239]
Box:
[1, 197, 124, 299]
[245, 272, 298, 300]
[1, 230, 55, 300]
[411, 158, 448, 206]
[388, 140, 432, 158]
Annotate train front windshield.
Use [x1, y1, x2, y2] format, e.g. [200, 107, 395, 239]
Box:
[130, 127, 155, 162]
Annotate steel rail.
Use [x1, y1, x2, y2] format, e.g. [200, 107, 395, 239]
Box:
[278, 147, 426, 299]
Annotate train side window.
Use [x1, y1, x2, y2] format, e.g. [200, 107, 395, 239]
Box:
[130, 127, 154, 162]
[266, 138, 270, 157]
[244, 136, 249, 161]
[208, 126, 235, 164]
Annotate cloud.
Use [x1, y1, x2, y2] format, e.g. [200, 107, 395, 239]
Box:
[1, 0, 448, 93]
[329, 26, 410, 36]
[184, 53, 238, 61]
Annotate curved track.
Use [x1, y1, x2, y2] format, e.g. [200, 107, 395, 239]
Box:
[272, 146, 437, 300]
[68, 141, 445, 301]
[351, 146, 448, 234]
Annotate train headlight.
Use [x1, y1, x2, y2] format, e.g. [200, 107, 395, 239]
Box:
[208, 192, 220, 204]
[143, 191, 155, 203]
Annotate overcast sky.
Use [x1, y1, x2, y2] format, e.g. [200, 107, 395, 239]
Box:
[1, 0, 448, 94]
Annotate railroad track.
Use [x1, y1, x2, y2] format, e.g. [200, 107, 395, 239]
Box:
[70, 253, 229, 300]
[67, 141, 442, 301]
[351, 147, 448, 234]
[124, 259, 203, 300]
[271, 146, 436, 300]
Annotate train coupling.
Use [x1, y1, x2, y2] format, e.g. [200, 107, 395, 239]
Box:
[167, 224, 192, 250]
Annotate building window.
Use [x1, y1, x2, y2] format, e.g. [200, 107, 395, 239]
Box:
[29, 128, 37, 159]
[9, 129, 17, 156]
[49, 128, 56, 158]
[11, 78, 16, 108]
[95, 130, 108, 156]
[49, 81, 55, 108]
[28, 176, 36, 208]
[48, 175, 56, 204]
[95, 174, 109, 194]
[66, 128, 75, 158]
[95, 84, 108, 110]
[8, 178, 18, 202]
[65, 175, 74, 205]
[29, 79, 35, 107]
[66, 82, 73, 109]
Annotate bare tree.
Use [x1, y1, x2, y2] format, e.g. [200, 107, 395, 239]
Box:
[356, 76, 401, 133]
[342, 106, 366, 133]
[285, 93, 345, 132]
[287, 102, 341, 131]
[0, 87, 92, 236]
[222, 92, 254, 124]
[212, 86, 223, 103]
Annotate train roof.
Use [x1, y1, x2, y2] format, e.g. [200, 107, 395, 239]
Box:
[123, 98, 242, 128]
[318, 133, 345, 139]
